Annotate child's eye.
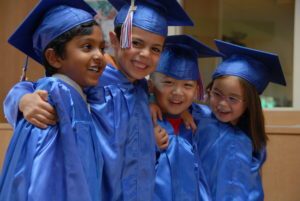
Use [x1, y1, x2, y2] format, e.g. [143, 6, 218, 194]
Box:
[82, 44, 92, 51]
[162, 80, 173, 85]
[151, 47, 162, 54]
[184, 83, 195, 88]
[211, 90, 221, 97]
[228, 96, 241, 104]
[132, 40, 142, 48]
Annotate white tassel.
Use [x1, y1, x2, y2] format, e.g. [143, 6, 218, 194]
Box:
[120, 0, 137, 48]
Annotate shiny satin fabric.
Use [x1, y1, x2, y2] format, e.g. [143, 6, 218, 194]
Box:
[3, 65, 156, 201]
[0, 77, 103, 201]
[86, 65, 156, 201]
[195, 106, 265, 201]
[154, 112, 211, 201]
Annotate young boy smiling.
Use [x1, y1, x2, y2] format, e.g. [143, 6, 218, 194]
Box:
[3, 0, 194, 200]
[150, 35, 222, 201]
[0, 0, 105, 200]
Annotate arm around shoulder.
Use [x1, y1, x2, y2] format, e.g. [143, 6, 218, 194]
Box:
[4, 81, 35, 127]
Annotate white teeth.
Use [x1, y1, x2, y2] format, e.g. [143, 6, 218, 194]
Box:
[88, 66, 99, 72]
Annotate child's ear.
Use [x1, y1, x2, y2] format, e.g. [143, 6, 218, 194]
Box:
[44, 48, 62, 69]
[109, 31, 119, 49]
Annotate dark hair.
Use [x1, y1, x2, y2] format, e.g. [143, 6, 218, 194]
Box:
[206, 76, 267, 153]
[114, 26, 121, 40]
[42, 20, 99, 76]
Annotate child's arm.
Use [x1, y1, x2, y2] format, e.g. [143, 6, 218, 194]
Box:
[4, 81, 34, 127]
[180, 110, 197, 133]
[154, 124, 169, 150]
[19, 90, 57, 128]
[149, 102, 163, 126]
[4, 81, 56, 128]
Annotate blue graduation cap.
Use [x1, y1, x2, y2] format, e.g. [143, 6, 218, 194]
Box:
[8, 0, 96, 65]
[213, 40, 287, 94]
[108, 0, 194, 48]
[156, 35, 222, 81]
[155, 34, 223, 99]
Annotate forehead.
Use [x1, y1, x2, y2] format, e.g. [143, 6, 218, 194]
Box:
[131, 26, 165, 46]
[153, 72, 197, 84]
[213, 76, 244, 94]
[71, 25, 104, 42]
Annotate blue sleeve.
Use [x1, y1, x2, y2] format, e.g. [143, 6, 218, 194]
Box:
[3, 81, 35, 127]
[0, 79, 98, 201]
[210, 131, 262, 201]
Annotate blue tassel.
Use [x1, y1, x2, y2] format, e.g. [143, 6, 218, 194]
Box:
[20, 56, 29, 81]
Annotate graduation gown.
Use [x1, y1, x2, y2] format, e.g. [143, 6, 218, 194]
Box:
[194, 105, 266, 201]
[3, 65, 156, 201]
[154, 104, 211, 201]
[87, 65, 156, 201]
[0, 75, 103, 201]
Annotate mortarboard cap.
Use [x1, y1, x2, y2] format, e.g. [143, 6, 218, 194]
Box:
[213, 40, 286, 94]
[108, 0, 194, 48]
[8, 0, 96, 65]
[155, 34, 223, 99]
[156, 35, 223, 81]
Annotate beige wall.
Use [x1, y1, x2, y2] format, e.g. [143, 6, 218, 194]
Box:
[263, 110, 300, 201]
[0, 0, 44, 123]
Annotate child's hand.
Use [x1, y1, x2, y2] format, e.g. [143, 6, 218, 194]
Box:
[181, 110, 197, 133]
[19, 90, 57, 128]
[150, 103, 163, 125]
[154, 125, 169, 150]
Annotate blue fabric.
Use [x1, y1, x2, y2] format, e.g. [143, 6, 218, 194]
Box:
[3, 65, 157, 201]
[8, 0, 96, 65]
[194, 105, 265, 201]
[213, 40, 286, 94]
[154, 104, 211, 201]
[3, 81, 34, 127]
[156, 35, 222, 81]
[86, 65, 156, 201]
[110, 0, 193, 36]
[0, 77, 103, 201]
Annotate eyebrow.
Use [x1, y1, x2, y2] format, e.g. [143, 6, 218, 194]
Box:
[132, 37, 163, 48]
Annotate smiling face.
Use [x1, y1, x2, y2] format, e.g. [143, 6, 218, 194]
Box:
[151, 72, 198, 116]
[53, 25, 106, 88]
[209, 76, 247, 125]
[112, 27, 165, 82]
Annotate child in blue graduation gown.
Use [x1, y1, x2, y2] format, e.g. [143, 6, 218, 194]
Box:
[149, 35, 222, 201]
[0, 0, 105, 201]
[195, 40, 287, 201]
[2, 1, 194, 200]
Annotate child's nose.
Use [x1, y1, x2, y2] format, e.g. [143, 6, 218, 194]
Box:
[93, 49, 103, 61]
[172, 86, 183, 95]
[139, 48, 150, 57]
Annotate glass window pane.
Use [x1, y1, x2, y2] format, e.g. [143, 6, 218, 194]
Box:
[183, 0, 294, 107]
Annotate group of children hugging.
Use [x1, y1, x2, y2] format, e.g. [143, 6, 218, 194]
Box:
[0, 0, 287, 201]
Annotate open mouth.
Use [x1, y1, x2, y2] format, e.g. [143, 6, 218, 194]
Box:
[132, 60, 148, 70]
[88, 66, 101, 73]
[169, 99, 183, 105]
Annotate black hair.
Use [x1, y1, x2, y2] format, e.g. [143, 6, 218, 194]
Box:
[42, 20, 99, 76]
[114, 26, 121, 40]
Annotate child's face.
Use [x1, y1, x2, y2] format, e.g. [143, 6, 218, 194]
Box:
[209, 76, 247, 125]
[152, 73, 198, 116]
[113, 27, 165, 82]
[55, 25, 106, 88]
